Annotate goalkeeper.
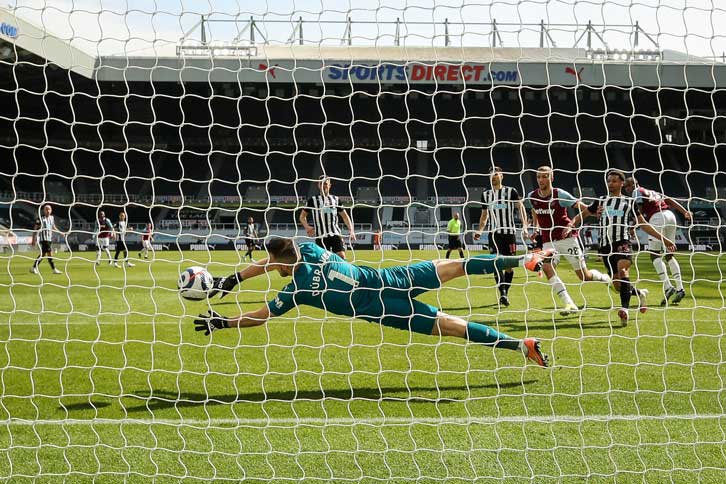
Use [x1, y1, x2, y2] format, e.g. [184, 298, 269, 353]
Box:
[197, 237, 552, 367]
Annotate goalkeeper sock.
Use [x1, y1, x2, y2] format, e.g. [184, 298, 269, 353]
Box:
[466, 322, 520, 351]
[667, 258, 684, 291]
[550, 276, 575, 306]
[619, 277, 632, 309]
[652, 257, 673, 291]
[464, 254, 521, 275]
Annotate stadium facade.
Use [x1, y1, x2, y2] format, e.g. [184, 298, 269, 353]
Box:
[1, 7, 724, 251]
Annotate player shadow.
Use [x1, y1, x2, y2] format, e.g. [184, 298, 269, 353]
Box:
[499, 317, 624, 331]
[59, 401, 112, 411]
[115, 380, 538, 413]
[440, 303, 501, 311]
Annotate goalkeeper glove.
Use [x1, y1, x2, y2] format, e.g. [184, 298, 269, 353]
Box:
[209, 272, 242, 299]
[193, 310, 229, 336]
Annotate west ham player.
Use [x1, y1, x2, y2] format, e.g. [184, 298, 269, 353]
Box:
[567, 170, 674, 324]
[113, 213, 135, 268]
[139, 223, 153, 259]
[242, 216, 258, 262]
[30, 204, 62, 274]
[474, 166, 528, 307]
[299, 176, 356, 259]
[95, 211, 114, 265]
[197, 237, 553, 368]
[523, 166, 611, 315]
[623, 177, 692, 305]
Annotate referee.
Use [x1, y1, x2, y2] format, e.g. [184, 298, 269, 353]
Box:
[30, 204, 62, 274]
[445, 213, 465, 259]
[474, 166, 527, 306]
[299, 176, 357, 259]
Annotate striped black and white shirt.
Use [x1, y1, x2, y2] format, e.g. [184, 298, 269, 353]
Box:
[116, 220, 127, 242]
[590, 195, 636, 247]
[305, 195, 344, 238]
[36, 215, 54, 243]
[244, 223, 257, 239]
[481, 186, 520, 235]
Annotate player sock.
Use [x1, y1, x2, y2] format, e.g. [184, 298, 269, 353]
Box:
[493, 269, 502, 292]
[503, 270, 514, 295]
[104, 248, 112, 260]
[667, 258, 684, 291]
[619, 277, 632, 309]
[652, 257, 673, 291]
[466, 322, 519, 350]
[550, 276, 575, 306]
[33, 256, 41, 268]
[445, 250, 452, 259]
[464, 254, 520, 275]
[589, 269, 611, 283]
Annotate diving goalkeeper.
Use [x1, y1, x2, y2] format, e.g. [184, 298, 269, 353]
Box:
[198, 237, 552, 367]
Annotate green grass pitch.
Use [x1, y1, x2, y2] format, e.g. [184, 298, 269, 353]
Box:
[1, 249, 725, 482]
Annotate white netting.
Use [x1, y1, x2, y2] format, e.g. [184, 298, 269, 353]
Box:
[1, 0, 725, 481]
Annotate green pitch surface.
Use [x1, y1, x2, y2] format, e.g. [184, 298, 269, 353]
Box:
[1, 249, 725, 482]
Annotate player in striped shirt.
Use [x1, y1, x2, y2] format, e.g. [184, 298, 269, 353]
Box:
[474, 166, 528, 307]
[196, 237, 553, 368]
[30, 204, 62, 274]
[299, 176, 356, 259]
[242, 216, 258, 262]
[524, 166, 611, 316]
[568, 170, 673, 324]
[623, 177, 691, 306]
[113, 212, 135, 268]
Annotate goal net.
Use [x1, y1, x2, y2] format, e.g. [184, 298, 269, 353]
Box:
[1, 0, 725, 481]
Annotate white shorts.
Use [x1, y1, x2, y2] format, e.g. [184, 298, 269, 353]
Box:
[647, 210, 677, 252]
[96, 237, 110, 249]
[142, 240, 153, 250]
[544, 237, 586, 271]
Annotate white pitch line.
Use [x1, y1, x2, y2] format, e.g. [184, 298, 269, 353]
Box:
[1, 414, 723, 426]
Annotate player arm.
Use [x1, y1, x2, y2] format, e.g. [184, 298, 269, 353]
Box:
[636, 214, 676, 251]
[209, 257, 278, 298]
[475, 210, 488, 239]
[193, 305, 271, 335]
[664, 196, 692, 220]
[339, 209, 356, 240]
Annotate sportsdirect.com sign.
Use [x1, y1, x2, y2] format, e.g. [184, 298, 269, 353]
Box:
[326, 63, 518, 84]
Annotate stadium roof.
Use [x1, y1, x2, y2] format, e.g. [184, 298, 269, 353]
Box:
[3, 6, 726, 88]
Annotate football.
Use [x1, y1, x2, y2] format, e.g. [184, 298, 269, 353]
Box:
[178, 266, 214, 300]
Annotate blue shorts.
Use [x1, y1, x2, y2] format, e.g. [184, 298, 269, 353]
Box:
[357, 262, 441, 335]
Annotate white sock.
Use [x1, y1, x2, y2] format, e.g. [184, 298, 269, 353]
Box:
[667, 258, 683, 291]
[589, 269, 611, 284]
[95, 250, 101, 262]
[104, 248, 112, 260]
[652, 257, 673, 291]
[550, 276, 575, 306]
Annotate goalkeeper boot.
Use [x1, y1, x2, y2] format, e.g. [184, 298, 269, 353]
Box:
[522, 338, 550, 368]
[637, 288, 649, 314]
[660, 286, 676, 306]
[671, 289, 686, 305]
[523, 249, 554, 273]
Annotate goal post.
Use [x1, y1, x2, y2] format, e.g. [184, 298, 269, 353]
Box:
[1, 1, 725, 481]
